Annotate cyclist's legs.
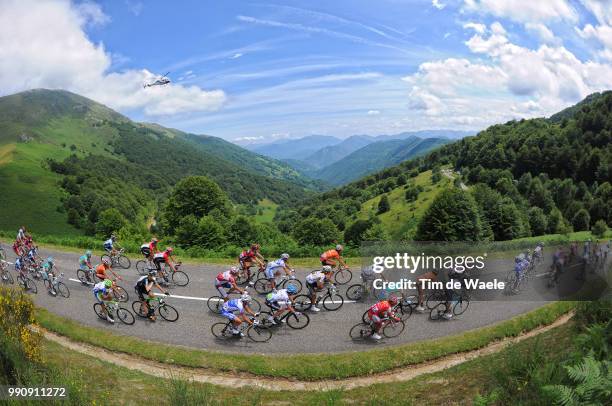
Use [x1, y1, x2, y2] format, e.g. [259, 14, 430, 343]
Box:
[369, 313, 382, 333]
[417, 271, 437, 306]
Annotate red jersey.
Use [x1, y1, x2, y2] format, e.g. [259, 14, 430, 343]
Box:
[320, 249, 340, 261]
[368, 301, 391, 317]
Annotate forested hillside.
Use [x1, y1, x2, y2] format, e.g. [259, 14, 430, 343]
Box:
[277, 91, 612, 244]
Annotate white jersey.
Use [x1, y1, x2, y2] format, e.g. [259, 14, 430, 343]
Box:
[140, 243, 149, 249]
[104, 238, 113, 247]
[306, 271, 325, 284]
[267, 289, 289, 302]
[266, 258, 286, 271]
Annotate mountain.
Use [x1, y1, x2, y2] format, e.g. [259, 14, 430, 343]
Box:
[375, 129, 472, 141]
[302, 135, 375, 169]
[312, 136, 450, 185]
[277, 91, 611, 244]
[250, 135, 341, 160]
[0, 89, 316, 235]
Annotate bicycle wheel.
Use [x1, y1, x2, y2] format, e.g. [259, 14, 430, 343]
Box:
[93, 303, 106, 319]
[258, 311, 276, 328]
[453, 298, 470, 316]
[292, 295, 313, 311]
[248, 298, 262, 313]
[396, 303, 413, 321]
[159, 304, 179, 322]
[345, 284, 364, 301]
[118, 255, 131, 269]
[172, 271, 189, 287]
[132, 300, 148, 317]
[322, 293, 343, 311]
[254, 278, 273, 294]
[426, 292, 444, 309]
[207, 296, 224, 314]
[382, 320, 405, 338]
[25, 278, 37, 294]
[286, 312, 310, 329]
[361, 309, 370, 324]
[349, 322, 372, 340]
[211, 322, 231, 339]
[281, 278, 302, 294]
[429, 303, 445, 321]
[113, 285, 129, 302]
[333, 269, 352, 285]
[247, 325, 272, 343]
[56, 282, 70, 298]
[505, 271, 519, 294]
[117, 307, 135, 325]
[2, 271, 14, 285]
[76, 269, 90, 285]
[135, 260, 148, 276]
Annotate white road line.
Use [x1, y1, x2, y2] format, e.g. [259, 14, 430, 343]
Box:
[68, 278, 356, 303]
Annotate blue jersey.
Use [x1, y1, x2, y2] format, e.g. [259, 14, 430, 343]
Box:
[221, 299, 245, 314]
[15, 258, 23, 270]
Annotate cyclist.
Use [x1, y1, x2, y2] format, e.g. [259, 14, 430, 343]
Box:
[320, 244, 347, 269]
[239, 243, 265, 286]
[12, 240, 23, 257]
[16, 226, 26, 244]
[367, 296, 400, 340]
[265, 284, 298, 325]
[416, 268, 439, 312]
[93, 279, 115, 323]
[264, 253, 294, 291]
[550, 248, 565, 285]
[220, 293, 259, 337]
[533, 242, 544, 263]
[103, 234, 118, 256]
[40, 257, 56, 285]
[305, 266, 333, 312]
[95, 258, 122, 283]
[79, 250, 94, 282]
[15, 256, 27, 280]
[135, 271, 169, 321]
[215, 266, 244, 301]
[153, 247, 178, 285]
[512, 253, 529, 292]
[140, 238, 159, 263]
[26, 245, 39, 266]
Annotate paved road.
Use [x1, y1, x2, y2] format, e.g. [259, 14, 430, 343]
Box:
[1, 243, 604, 355]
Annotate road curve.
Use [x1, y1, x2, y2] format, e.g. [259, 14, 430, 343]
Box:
[1, 243, 578, 355]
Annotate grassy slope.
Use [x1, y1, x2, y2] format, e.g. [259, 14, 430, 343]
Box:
[39, 315, 576, 405]
[253, 198, 278, 223]
[358, 170, 452, 239]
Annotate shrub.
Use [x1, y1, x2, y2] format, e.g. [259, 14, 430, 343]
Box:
[293, 217, 340, 246]
[591, 219, 608, 238]
[96, 208, 127, 237]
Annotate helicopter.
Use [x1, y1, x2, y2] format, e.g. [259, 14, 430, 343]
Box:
[143, 71, 171, 88]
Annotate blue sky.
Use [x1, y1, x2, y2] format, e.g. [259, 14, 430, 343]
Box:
[1, 0, 612, 143]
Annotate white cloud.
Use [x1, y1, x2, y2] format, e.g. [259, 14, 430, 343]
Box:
[432, 0, 446, 10]
[0, 0, 225, 117]
[463, 22, 486, 34]
[230, 53, 243, 59]
[580, 0, 612, 25]
[576, 23, 612, 60]
[525, 22, 558, 44]
[125, 0, 144, 17]
[402, 21, 612, 128]
[367, 110, 381, 115]
[463, 0, 578, 23]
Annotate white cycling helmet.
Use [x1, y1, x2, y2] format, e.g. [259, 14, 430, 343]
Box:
[322, 265, 332, 273]
[281, 253, 290, 260]
[241, 293, 252, 303]
[229, 266, 238, 274]
[336, 244, 343, 251]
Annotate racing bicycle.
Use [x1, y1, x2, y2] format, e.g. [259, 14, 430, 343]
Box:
[0, 261, 14, 285]
[43, 272, 70, 298]
[135, 262, 189, 287]
[207, 291, 262, 314]
[101, 248, 131, 269]
[211, 317, 272, 343]
[259, 309, 310, 330]
[93, 300, 135, 325]
[292, 284, 344, 311]
[350, 317, 405, 341]
[253, 272, 302, 295]
[132, 296, 179, 322]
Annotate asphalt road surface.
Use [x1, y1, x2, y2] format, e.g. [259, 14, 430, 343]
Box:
[1, 243, 607, 355]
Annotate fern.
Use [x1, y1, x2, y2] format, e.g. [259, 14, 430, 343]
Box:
[544, 354, 612, 406]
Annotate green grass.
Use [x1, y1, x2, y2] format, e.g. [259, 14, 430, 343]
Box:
[358, 170, 452, 239]
[36, 301, 574, 381]
[253, 198, 278, 223]
[37, 314, 578, 405]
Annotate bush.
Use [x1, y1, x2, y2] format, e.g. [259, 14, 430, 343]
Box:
[377, 195, 390, 214]
[591, 219, 608, 238]
[96, 208, 127, 237]
[293, 217, 340, 246]
[572, 209, 591, 231]
[528, 207, 548, 236]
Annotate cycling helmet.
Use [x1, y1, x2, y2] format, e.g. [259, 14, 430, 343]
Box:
[336, 244, 343, 251]
[102, 258, 111, 266]
[85, 250, 92, 257]
[281, 253, 290, 260]
[388, 295, 399, 305]
[286, 284, 298, 294]
[148, 270, 157, 276]
[111, 234, 117, 240]
[165, 247, 174, 253]
[251, 243, 260, 250]
[241, 293, 252, 303]
[151, 238, 158, 244]
[229, 266, 238, 274]
[322, 265, 332, 273]
[104, 279, 112, 288]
